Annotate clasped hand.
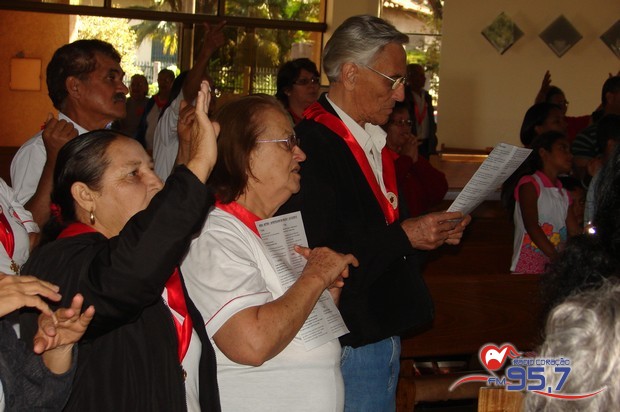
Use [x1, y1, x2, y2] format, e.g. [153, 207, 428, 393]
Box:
[294, 245, 359, 305]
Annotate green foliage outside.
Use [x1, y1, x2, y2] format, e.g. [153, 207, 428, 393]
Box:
[76, 16, 141, 80]
[404, 7, 442, 104]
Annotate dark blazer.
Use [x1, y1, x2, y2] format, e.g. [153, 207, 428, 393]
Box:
[20, 166, 220, 412]
[278, 94, 434, 348]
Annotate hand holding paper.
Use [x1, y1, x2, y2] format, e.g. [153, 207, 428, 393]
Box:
[401, 211, 469, 250]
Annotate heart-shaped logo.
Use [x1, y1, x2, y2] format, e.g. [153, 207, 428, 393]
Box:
[479, 343, 521, 372]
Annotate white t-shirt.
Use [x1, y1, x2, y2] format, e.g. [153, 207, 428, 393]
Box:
[144, 103, 161, 151]
[181, 207, 344, 412]
[153, 92, 183, 181]
[0, 179, 38, 275]
[10, 113, 88, 205]
[0, 179, 38, 337]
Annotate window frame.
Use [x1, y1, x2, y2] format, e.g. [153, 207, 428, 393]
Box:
[0, 1, 327, 32]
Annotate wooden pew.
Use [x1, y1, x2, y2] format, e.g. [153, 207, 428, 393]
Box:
[396, 201, 543, 411]
[396, 272, 542, 411]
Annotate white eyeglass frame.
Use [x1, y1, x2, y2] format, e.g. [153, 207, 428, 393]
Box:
[362, 64, 406, 90]
[256, 134, 298, 151]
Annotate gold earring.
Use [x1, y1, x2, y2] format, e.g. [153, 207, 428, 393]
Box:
[90, 210, 96, 225]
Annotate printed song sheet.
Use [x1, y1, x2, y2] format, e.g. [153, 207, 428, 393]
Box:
[256, 212, 349, 351]
[448, 143, 532, 215]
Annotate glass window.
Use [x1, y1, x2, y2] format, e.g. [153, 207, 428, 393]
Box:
[224, 0, 321, 22]
[405, 33, 441, 106]
[113, 0, 218, 15]
[75, 15, 179, 94]
[207, 25, 321, 95]
[12, 0, 323, 21]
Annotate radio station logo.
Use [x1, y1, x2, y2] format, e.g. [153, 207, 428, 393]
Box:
[449, 342, 606, 400]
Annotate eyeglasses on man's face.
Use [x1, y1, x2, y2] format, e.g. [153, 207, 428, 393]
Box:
[390, 119, 412, 127]
[294, 76, 320, 86]
[256, 133, 299, 152]
[362, 64, 406, 90]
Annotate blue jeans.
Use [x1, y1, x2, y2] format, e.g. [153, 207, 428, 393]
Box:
[341, 336, 401, 412]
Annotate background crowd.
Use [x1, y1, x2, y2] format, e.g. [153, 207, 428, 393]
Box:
[0, 10, 618, 412]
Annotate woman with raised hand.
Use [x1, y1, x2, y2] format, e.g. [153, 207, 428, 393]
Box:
[20, 81, 221, 411]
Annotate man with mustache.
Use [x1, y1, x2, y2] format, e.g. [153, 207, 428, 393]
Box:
[11, 40, 128, 228]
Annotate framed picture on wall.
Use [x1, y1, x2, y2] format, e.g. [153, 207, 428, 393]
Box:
[481, 12, 523, 55]
[539, 15, 582, 57]
[600, 20, 620, 58]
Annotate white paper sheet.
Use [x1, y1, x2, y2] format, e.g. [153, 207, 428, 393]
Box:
[447, 143, 532, 215]
[256, 212, 349, 351]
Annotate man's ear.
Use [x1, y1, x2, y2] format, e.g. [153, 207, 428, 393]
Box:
[66, 76, 82, 99]
[341, 62, 358, 91]
[70, 182, 97, 214]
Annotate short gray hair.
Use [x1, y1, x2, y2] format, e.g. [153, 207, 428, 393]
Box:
[323, 15, 409, 83]
[524, 279, 620, 411]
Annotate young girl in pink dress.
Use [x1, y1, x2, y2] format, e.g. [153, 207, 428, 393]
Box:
[510, 131, 581, 274]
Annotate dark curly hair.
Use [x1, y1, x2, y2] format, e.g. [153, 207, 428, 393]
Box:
[40, 130, 123, 244]
[275, 58, 319, 108]
[520, 102, 563, 147]
[501, 130, 567, 218]
[47, 39, 121, 111]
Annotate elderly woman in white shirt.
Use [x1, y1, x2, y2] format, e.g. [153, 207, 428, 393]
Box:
[182, 94, 358, 411]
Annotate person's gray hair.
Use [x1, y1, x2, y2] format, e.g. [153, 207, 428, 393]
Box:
[323, 15, 409, 83]
[524, 279, 620, 411]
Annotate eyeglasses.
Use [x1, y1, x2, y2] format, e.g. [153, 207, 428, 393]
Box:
[362, 65, 406, 90]
[256, 133, 299, 151]
[389, 119, 412, 127]
[294, 76, 320, 86]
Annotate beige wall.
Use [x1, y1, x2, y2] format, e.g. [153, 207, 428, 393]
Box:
[0, 11, 75, 147]
[324, 0, 380, 48]
[439, 0, 620, 150]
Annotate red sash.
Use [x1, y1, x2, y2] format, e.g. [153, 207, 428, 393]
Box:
[0, 206, 18, 274]
[58, 222, 98, 238]
[304, 102, 399, 224]
[165, 268, 193, 362]
[216, 200, 262, 237]
[58, 222, 192, 362]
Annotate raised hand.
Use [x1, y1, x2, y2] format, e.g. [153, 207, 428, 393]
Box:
[33, 293, 94, 374]
[42, 114, 79, 159]
[33, 293, 95, 354]
[0, 272, 61, 317]
[200, 21, 227, 58]
[535, 70, 552, 104]
[400, 133, 420, 163]
[186, 81, 220, 183]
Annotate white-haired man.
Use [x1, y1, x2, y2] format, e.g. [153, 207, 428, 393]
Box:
[278, 15, 470, 411]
